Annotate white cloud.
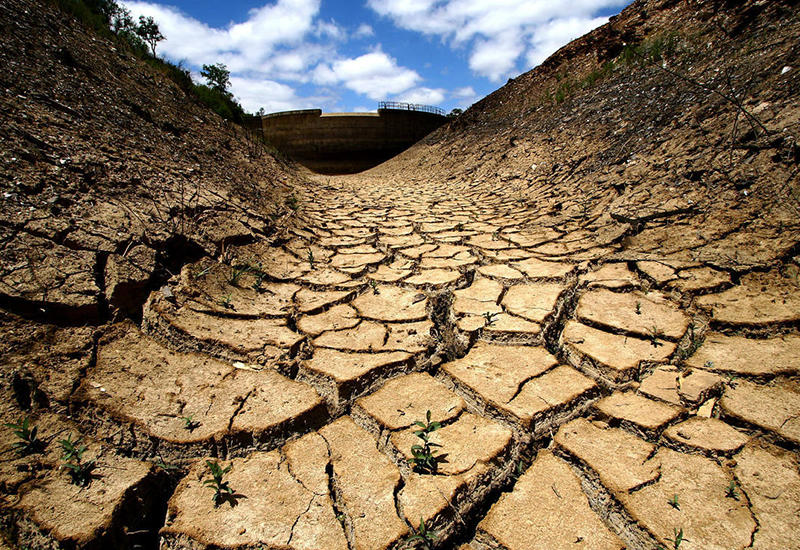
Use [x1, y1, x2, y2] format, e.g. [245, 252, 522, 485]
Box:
[526, 16, 609, 66]
[395, 87, 446, 105]
[313, 50, 421, 100]
[124, 0, 390, 112]
[125, 0, 321, 71]
[315, 19, 346, 40]
[469, 30, 524, 81]
[367, 0, 627, 80]
[453, 86, 476, 98]
[230, 76, 325, 112]
[354, 23, 375, 38]
[451, 85, 478, 108]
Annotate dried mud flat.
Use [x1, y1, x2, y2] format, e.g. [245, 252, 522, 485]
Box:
[2, 0, 800, 548]
[3, 169, 800, 550]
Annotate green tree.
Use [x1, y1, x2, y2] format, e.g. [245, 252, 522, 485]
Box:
[201, 63, 231, 94]
[111, 5, 145, 51]
[136, 15, 164, 57]
[447, 108, 463, 119]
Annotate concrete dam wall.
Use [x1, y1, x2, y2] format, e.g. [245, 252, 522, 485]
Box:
[247, 106, 447, 174]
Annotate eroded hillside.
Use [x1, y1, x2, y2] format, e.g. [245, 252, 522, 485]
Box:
[1, 0, 799, 549]
[369, 0, 800, 271]
[0, 0, 304, 323]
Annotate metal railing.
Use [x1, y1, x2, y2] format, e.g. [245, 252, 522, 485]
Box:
[377, 101, 445, 116]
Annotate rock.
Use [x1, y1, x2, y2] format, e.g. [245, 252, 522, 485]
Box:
[501, 282, 567, 323]
[561, 320, 676, 384]
[719, 380, 800, 444]
[104, 244, 156, 316]
[696, 270, 800, 326]
[576, 289, 689, 341]
[594, 391, 683, 436]
[299, 349, 413, 414]
[735, 443, 800, 549]
[555, 418, 659, 493]
[687, 333, 800, 377]
[160, 450, 347, 550]
[620, 448, 756, 550]
[352, 285, 428, 321]
[476, 451, 624, 550]
[664, 417, 749, 454]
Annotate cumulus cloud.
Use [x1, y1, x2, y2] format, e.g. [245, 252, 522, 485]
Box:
[354, 23, 375, 38]
[125, 0, 322, 71]
[124, 0, 348, 111]
[229, 76, 325, 112]
[313, 50, 421, 100]
[450, 85, 478, 107]
[525, 16, 609, 66]
[395, 87, 446, 105]
[122, 0, 436, 110]
[367, 0, 628, 81]
[469, 30, 524, 81]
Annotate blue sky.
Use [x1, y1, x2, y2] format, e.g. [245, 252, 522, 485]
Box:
[124, 0, 632, 114]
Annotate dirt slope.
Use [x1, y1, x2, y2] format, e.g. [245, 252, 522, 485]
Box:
[2, 0, 800, 549]
[0, 0, 304, 322]
[368, 0, 800, 271]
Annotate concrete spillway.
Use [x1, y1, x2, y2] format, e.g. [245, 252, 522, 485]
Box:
[247, 106, 447, 174]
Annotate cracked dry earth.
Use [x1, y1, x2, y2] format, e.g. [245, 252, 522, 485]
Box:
[3, 170, 800, 550]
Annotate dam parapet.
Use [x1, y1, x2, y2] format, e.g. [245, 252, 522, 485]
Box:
[246, 103, 447, 174]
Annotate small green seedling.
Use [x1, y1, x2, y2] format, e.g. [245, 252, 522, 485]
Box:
[635, 301, 642, 315]
[307, 248, 314, 268]
[219, 292, 233, 310]
[668, 493, 680, 511]
[59, 434, 95, 487]
[285, 194, 299, 210]
[59, 433, 86, 463]
[193, 265, 213, 279]
[229, 264, 251, 286]
[5, 417, 43, 456]
[648, 326, 664, 348]
[156, 459, 178, 471]
[204, 460, 234, 507]
[409, 410, 442, 474]
[369, 279, 380, 295]
[483, 311, 499, 325]
[664, 527, 688, 549]
[251, 266, 267, 291]
[180, 415, 201, 432]
[407, 517, 437, 548]
[62, 458, 97, 487]
[725, 480, 740, 500]
[512, 460, 525, 480]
